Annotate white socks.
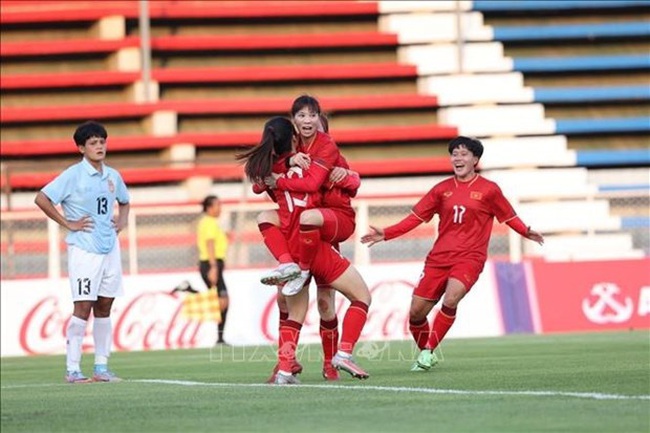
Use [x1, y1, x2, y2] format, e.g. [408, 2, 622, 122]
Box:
[93, 317, 112, 366]
[66, 316, 87, 372]
[66, 316, 113, 371]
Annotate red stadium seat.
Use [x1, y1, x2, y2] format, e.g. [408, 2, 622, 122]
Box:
[0, 1, 378, 24]
[1, 62, 416, 90]
[0, 124, 456, 156]
[0, 155, 453, 190]
[0, 37, 139, 57]
[0, 94, 440, 123]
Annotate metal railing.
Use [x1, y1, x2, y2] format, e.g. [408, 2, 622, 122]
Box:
[1, 191, 647, 280]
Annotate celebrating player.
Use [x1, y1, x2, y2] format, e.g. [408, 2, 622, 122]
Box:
[361, 136, 544, 371]
[256, 96, 359, 380]
[237, 116, 371, 384]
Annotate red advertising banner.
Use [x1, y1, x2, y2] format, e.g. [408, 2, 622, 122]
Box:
[531, 259, 650, 333]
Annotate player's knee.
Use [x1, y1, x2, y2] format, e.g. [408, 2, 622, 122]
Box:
[409, 303, 430, 321]
[299, 209, 323, 226]
[257, 210, 278, 225]
[355, 290, 371, 307]
[317, 297, 334, 318]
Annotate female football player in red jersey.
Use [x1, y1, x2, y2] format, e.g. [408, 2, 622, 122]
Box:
[259, 95, 357, 293]
[237, 116, 371, 384]
[361, 136, 544, 371]
[256, 98, 358, 380]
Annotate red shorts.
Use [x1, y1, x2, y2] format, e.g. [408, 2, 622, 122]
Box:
[310, 242, 350, 286]
[315, 242, 339, 290]
[319, 208, 355, 244]
[413, 260, 485, 301]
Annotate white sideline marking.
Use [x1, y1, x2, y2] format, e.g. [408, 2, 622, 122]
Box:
[132, 379, 650, 401]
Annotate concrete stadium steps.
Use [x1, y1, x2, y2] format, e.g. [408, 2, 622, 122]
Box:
[469, 0, 650, 155]
[517, 199, 622, 234]
[418, 72, 532, 105]
[437, 104, 555, 137]
[484, 168, 598, 200]
[478, 136, 576, 169]
[400, 42, 512, 75]
[379, 10, 492, 44]
[587, 167, 650, 191]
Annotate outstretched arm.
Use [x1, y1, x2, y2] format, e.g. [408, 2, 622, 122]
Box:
[506, 216, 544, 245]
[361, 213, 424, 247]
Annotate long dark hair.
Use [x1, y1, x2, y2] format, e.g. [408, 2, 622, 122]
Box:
[236, 116, 294, 183]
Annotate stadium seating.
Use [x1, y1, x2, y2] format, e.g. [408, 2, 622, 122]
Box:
[1, 0, 461, 191]
[474, 0, 649, 153]
[0, 0, 647, 265]
[378, 0, 649, 261]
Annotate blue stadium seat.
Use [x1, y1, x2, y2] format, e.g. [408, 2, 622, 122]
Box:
[556, 117, 650, 135]
[533, 86, 650, 104]
[513, 55, 650, 72]
[473, 0, 650, 12]
[598, 184, 650, 193]
[621, 216, 650, 229]
[492, 22, 650, 41]
[576, 149, 650, 166]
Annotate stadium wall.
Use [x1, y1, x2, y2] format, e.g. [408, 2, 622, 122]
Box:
[2, 258, 648, 357]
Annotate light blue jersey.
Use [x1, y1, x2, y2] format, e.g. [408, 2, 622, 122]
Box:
[41, 158, 130, 254]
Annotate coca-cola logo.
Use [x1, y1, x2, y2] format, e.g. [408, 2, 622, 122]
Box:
[19, 292, 213, 355]
[259, 279, 415, 343]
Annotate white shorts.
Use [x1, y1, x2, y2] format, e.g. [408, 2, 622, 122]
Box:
[67, 243, 124, 302]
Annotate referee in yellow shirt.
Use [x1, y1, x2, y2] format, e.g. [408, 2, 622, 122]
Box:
[197, 195, 230, 345]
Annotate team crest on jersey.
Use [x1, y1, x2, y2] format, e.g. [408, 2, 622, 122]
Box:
[107, 179, 115, 193]
[470, 191, 482, 200]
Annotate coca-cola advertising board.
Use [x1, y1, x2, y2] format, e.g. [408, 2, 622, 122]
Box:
[530, 259, 650, 333]
[0, 262, 503, 357]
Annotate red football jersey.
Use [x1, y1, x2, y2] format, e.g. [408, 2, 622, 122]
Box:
[252, 156, 322, 245]
[412, 175, 517, 265]
[278, 131, 357, 214]
[277, 131, 339, 193]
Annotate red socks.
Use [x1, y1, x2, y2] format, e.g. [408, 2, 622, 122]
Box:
[279, 311, 288, 329]
[409, 318, 431, 351]
[298, 224, 320, 271]
[259, 223, 292, 264]
[339, 301, 369, 354]
[427, 305, 457, 351]
[278, 319, 302, 372]
[320, 317, 339, 364]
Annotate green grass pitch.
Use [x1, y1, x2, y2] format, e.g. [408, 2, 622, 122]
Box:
[1, 331, 648, 433]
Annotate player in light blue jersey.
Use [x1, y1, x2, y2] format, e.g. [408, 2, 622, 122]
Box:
[35, 121, 130, 383]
